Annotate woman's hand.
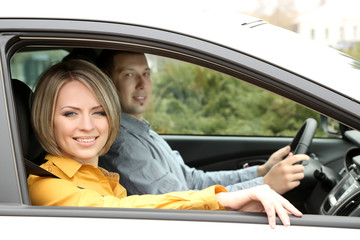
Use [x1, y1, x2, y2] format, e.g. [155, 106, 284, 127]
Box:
[215, 184, 302, 229]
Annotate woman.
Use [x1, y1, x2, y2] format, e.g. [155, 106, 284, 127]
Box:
[27, 59, 302, 228]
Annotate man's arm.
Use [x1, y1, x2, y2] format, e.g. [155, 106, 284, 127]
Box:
[99, 131, 191, 195]
[178, 156, 264, 191]
[100, 128, 264, 194]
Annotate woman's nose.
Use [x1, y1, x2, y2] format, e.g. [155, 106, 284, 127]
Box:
[79, 115, 95, 131]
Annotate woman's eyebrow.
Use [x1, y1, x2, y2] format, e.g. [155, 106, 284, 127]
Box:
[59, 105, 103, 111]
[92, 105, 104, 110]
[60, 105, 80, 111]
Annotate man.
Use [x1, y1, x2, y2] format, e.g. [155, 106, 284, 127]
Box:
[98, 51, 309, 195]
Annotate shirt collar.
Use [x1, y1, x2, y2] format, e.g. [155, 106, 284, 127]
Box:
[45, 154, 84, 178]
[44, 154, 120, 181]
[121, 112, 151, 136]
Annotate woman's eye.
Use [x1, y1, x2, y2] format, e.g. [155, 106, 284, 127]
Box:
[63, 111, 76, 117]
[94, 111, 107, 116]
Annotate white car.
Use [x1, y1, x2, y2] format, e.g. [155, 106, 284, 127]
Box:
[1, 2, 360, 238]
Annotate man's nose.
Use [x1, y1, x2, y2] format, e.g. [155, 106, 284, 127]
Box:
[135, 75, 146, 89]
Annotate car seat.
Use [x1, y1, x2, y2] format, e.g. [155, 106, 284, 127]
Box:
[12, 79, 49, 175]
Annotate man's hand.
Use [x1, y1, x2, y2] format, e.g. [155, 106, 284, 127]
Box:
[257, 145, 292, 177]
[263, 153, 309, 194]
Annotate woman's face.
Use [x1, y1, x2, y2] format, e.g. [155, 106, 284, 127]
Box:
[53, 80, 109, 166]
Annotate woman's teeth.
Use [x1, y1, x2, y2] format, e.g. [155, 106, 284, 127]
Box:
[76, 138, 96, 142]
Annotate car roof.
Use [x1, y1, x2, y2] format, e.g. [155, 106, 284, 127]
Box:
[1, 1, 360, 102]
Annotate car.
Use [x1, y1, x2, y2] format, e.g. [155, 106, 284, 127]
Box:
[1, 2, 360, 238]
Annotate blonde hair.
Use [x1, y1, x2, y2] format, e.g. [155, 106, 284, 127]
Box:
[31, 59, 121, 157]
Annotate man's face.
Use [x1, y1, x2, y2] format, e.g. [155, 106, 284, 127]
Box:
[111, 53, 152, 120]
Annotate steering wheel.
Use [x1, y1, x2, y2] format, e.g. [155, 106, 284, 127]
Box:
[289, 118, 317, 155]
[283, 118, 319, 204]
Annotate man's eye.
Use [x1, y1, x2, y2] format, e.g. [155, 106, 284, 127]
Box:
[125, 73, 134, 78]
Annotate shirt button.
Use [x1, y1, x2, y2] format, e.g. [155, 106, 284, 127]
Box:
[46, 167, 52, 172]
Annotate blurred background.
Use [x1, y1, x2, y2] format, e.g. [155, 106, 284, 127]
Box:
[200, 0, 360, 59]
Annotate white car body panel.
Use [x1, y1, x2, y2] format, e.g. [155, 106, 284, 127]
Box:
[2, 1, 360, 101]
[1, 216, 359, 239]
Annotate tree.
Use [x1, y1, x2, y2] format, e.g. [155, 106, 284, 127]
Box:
[144, 58, 324, 137]
[341, 42, 360, 61]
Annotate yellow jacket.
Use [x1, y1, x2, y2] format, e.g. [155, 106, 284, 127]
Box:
[28, 155, 226, 210]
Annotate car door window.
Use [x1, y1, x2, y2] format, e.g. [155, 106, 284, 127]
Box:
[145, 54, 328, 137]
[10, 49, 69, 88]
[10, 49, 330, 138]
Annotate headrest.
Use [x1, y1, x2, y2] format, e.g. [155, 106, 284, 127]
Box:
[12, 79, 45, 165]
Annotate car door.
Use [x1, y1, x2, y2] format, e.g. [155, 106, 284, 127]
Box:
[1, 18, 360, 237]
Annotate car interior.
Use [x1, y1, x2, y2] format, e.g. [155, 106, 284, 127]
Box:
[12, 79, 45, 165]
[9, 45, 360, 221]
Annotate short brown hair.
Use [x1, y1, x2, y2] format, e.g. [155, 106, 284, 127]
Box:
[96, 50, 144, 77]
[31, 59, 121, 157]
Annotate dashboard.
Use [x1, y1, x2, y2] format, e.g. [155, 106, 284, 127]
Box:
[321, 147, 360, 216]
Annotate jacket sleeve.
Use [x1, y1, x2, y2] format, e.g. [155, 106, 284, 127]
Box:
[28, 174, 226, 210]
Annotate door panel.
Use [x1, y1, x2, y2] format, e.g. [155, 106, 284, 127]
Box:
[163, 135, 355, 174]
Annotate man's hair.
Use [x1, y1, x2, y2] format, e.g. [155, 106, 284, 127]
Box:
[96, 50, 144, 77]
[31, 59, 121, 157]
[62, 48, 98, 64]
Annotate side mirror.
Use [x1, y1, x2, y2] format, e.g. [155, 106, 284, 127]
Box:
[320, 115, 341, 136]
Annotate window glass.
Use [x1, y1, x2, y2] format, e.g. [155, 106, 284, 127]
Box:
[145, 54, 327, 137]
[10, 49, 69, 88]
[10, 48, 328, 138]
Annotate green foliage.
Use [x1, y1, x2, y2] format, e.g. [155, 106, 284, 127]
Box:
[341, 42, 360, 61]
[144, 59, 325, 137]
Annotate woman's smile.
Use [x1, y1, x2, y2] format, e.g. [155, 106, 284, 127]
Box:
[74, 136, 98, 145]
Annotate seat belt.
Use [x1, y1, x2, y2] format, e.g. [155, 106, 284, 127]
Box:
[24, 157, 85, 190]
[24, 157, 59, 178]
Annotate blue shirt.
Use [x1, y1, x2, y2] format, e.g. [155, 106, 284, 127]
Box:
[99, 113, 264, 195]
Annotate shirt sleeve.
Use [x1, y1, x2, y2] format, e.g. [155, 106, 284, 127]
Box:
[27, 174, 226, 210]
[179, 155, 263, 191]
[99, 130, 191, 195]
[101, 129, 264, 194]
[224, 177, 264, 192]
